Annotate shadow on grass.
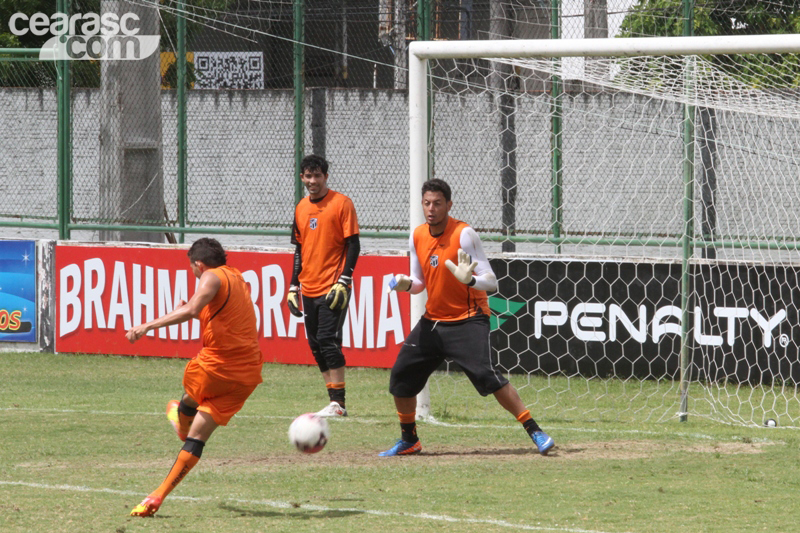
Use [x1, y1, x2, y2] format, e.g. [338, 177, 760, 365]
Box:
[219, 503, 364, 520]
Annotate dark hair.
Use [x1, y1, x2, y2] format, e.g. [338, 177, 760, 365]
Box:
[188, 238, 227, 267]
[300, 154, 329, 175]
[421, 178, 451, 203]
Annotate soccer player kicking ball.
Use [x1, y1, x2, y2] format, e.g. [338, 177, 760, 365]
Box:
[382, 179, 554, 457]
[126, 238, 263, 516]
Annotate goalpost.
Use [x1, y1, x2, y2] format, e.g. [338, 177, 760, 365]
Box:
[409, 34, 800, 427]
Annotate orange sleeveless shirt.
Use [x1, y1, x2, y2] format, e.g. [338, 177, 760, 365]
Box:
[413, 218, 490, 321]
[197, 265, 263, 385]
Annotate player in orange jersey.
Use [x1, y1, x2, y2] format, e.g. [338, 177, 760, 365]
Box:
[286, 155, 360, 417]
[382, 179, 554, 456]
[126, 238, 263, 516]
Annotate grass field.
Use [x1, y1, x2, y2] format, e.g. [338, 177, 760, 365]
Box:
[1, 351, 798, 533]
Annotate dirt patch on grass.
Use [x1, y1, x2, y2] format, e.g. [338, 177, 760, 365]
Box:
[201, 439, 771, 468]
[549, 439, 772, 460]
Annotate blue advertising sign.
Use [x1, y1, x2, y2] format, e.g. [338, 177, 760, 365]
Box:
[0, 240, 36, 342]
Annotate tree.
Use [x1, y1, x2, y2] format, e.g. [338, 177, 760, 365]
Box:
[618, 1, 800, 257]
[618, 0, 800, 86]
[619, 0, 800, 38]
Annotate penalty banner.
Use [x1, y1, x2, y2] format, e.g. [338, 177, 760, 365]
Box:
[55, 244, 409, 368]
[491, 258, 799, 385]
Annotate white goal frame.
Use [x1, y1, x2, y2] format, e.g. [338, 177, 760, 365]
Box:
[408, 34, 800, 421]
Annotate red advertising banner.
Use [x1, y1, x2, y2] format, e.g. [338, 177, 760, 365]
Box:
[55, 244, 410, 368]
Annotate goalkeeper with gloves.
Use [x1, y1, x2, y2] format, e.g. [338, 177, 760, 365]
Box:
[287, 155, 360, 417]
[382, 178, 553, 456]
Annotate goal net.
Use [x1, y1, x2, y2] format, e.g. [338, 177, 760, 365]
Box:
[409, 35, 800, 427]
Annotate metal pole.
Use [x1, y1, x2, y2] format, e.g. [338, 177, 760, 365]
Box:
[418, 0, 433, 181]
[409, 45, 429, 419]
[293, 0, 305, 204]
[414, 1, 433, 418]
[550, 0, 563, 254]
[679, 0, 695, 423]
[177, 0, 187, 243]
[409, 34, 800, 59]
[56, 0, 71, 240]
[417, 0, 430, 42]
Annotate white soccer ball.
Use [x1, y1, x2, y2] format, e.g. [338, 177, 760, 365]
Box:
[288, 413, 330, 453]
[764, 418, 777, 428]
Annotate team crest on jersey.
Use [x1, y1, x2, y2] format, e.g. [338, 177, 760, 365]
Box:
[430, 255, 439, 268]
[310, 218, 318, 230]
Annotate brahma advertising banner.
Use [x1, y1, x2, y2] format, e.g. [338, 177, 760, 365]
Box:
[490, 258, 798, 385]
[0, 240, 36, 342]
[55, 244, 409, 368]
[54, 245, 798, 382]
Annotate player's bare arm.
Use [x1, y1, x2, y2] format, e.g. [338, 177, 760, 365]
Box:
[126, 270, 221, 343]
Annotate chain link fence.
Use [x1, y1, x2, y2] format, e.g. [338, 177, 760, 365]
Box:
[0, 54, 59, 230]
[1, 1, 798, 250]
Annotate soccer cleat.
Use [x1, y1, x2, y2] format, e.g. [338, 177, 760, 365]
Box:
[166, 400, 187, 441]
[531, 431, 554, 455]
[130, 494, 163, 517]
[379, 439, 422, 456]
[315, 401, 348, 417]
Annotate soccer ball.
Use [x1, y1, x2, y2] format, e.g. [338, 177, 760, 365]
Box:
[288, 413, 330, 453]
[764, 418, 777, 428]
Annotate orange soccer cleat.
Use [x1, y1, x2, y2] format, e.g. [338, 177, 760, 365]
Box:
[166, 400, 187, 441]
[130, 494, 163, 517]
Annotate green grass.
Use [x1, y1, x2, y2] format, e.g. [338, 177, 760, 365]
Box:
[1, 351, 798, 533]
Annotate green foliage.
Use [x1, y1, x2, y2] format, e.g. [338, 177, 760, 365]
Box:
[161, 56, 196, 89]
[617, 0, 685, 37]
[619, 0, 800, 38]
[159, 0, 232, 52]
[705, 0, 800, 35]
[0, 59, 54, 87]
[0, 0, 101, 49]
[618, 1, 800, 88]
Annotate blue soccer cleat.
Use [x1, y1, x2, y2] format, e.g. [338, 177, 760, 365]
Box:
[531, 431, 554, 455]
[379, 439, 422, 456]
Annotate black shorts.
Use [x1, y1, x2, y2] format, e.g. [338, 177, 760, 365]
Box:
[302, 293, 348, 372]
[389, 316, 509, 398]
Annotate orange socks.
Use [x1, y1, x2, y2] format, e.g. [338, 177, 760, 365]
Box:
[398, 411, 416, 424]
[151, 450, 199, 500]
[326, 381, 346, 408]
[516, 409, 542, 434]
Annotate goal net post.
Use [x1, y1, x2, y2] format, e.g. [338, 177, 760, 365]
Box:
[409, 34, 800, 427]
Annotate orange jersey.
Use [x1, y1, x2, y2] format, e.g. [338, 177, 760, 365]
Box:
[197, 265, 263, 386]
[412, 218, 490, 321]
[292, 190, 359, 297]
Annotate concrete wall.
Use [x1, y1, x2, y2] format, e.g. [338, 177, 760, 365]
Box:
[3, 87, 800, 260]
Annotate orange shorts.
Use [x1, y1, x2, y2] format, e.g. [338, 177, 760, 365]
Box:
[182, 359, 259, 426]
